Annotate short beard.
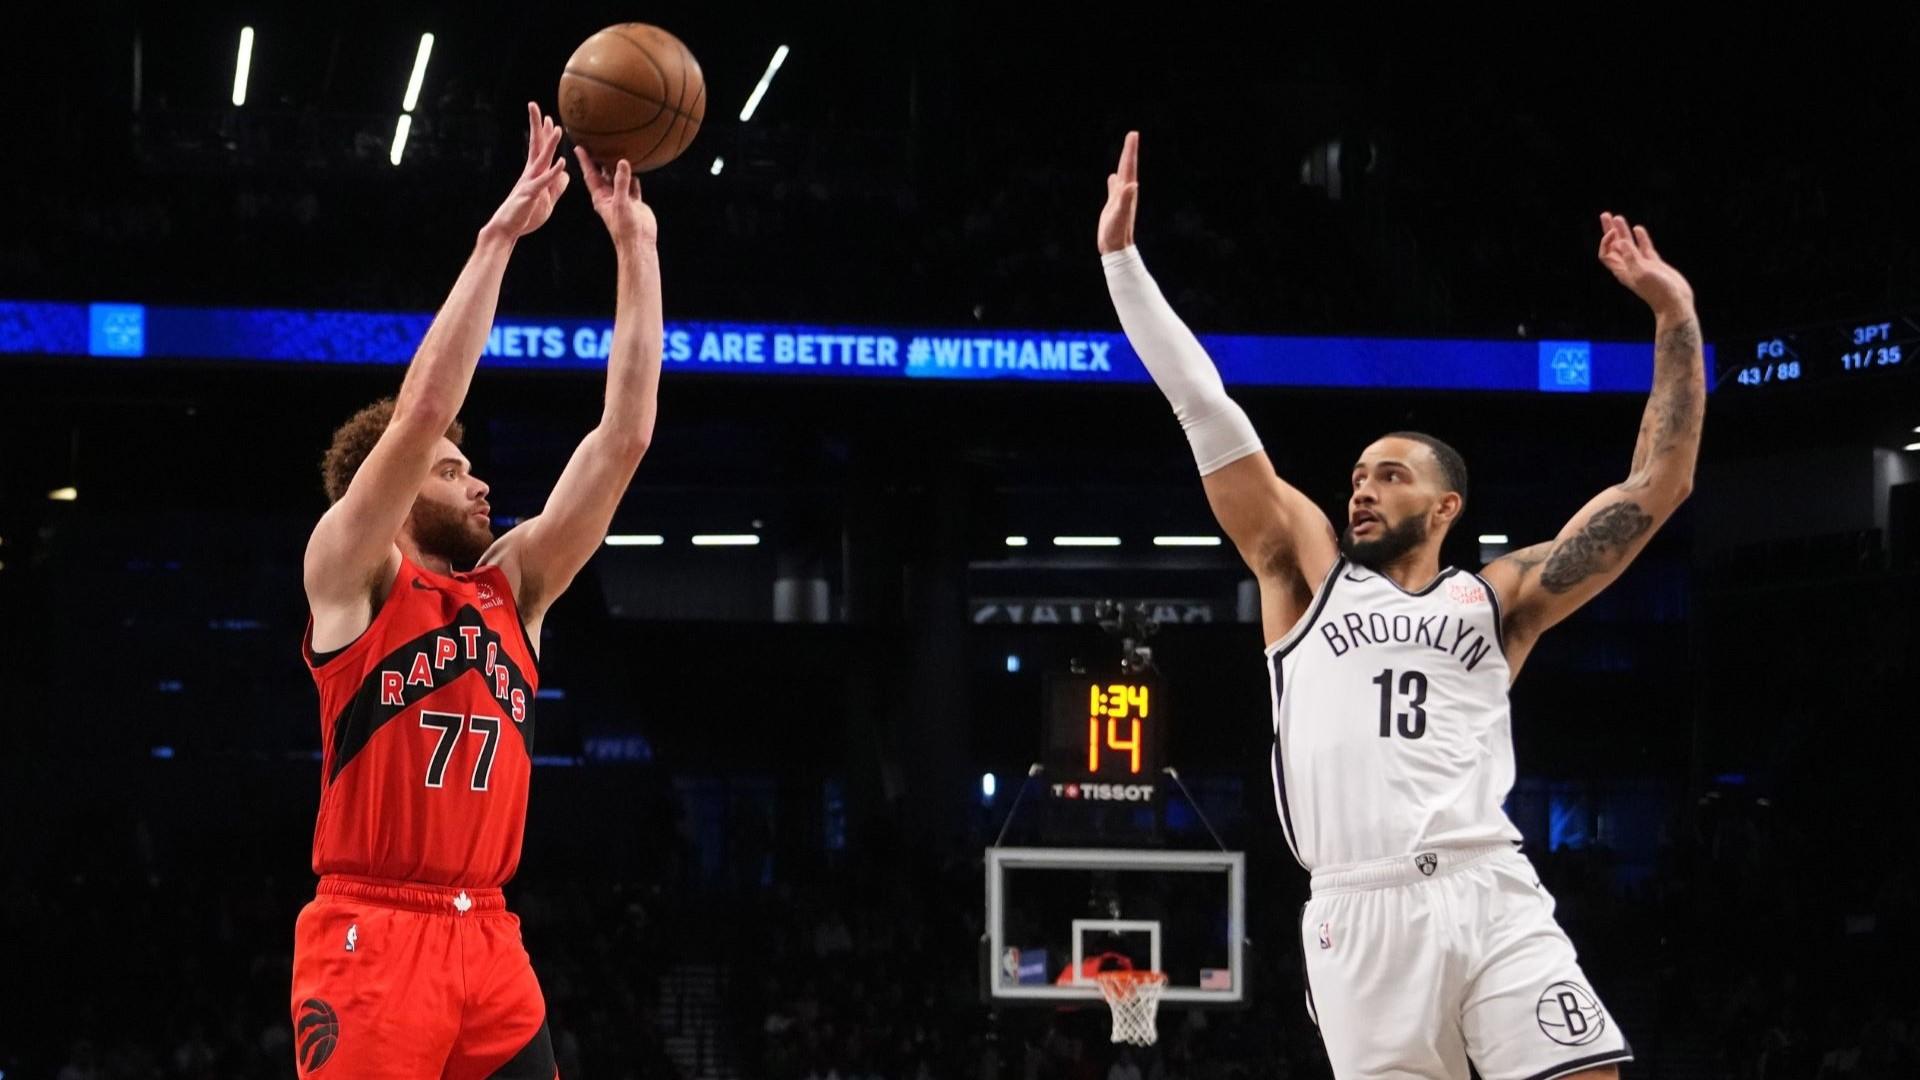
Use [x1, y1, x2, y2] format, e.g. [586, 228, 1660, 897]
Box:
[409, 499, 493, 569]
[1339, 513, 1429, 571]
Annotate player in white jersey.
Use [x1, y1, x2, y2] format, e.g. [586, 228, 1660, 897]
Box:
[1096, 132, 1704, 1080]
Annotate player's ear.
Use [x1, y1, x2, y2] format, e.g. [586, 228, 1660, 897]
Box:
[1434, 492, 1462, 526]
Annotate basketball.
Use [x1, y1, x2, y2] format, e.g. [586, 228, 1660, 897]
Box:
[558, 24, 705, 173]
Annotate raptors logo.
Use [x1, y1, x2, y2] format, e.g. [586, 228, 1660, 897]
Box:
[295, 998, 340, 1071]
[1414, 852, 1438, 876]
[1536, 982, 1606, 1046]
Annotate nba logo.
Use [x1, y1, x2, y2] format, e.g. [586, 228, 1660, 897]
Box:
[1318, 922, 1333, 950]
[1000, 947, 1021, 983]
[1536, 982, 1605, 1046]
[345, 924, 358, 953]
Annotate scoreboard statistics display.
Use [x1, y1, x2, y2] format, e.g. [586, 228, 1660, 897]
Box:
[1719, 314, 1916, 391]
[1043, 675, 1164, 803]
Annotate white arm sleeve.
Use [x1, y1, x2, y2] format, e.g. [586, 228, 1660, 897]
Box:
[1102, 245, 1263, 475]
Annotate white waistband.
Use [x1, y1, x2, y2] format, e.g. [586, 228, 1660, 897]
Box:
[1309, 844, 1514, 895]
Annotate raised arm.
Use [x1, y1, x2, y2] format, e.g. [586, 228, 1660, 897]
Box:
[487, 153, 663, 634]
[1098, 132, 1338, 645]
[1483, 213, 1704, 666]
[305, 104, 570, 628]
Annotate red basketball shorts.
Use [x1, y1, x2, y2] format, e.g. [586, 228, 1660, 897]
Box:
[290, 875, 557, 1078]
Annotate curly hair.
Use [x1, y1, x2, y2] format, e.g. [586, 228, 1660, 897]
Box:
[321, 398, 465, 504]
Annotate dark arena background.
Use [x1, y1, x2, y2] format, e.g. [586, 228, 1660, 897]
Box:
[3, 7, 1918, 1079]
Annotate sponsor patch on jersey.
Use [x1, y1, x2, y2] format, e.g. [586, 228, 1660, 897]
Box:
[1448, 580, 1487, 606]
[473, 583, 504, 611]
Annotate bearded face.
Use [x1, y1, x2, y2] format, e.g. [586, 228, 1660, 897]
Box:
[1339, 507, 1430, 570]
[409, 494, 494, 569]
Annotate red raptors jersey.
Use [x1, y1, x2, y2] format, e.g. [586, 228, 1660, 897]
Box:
[302, 557, 539, 888]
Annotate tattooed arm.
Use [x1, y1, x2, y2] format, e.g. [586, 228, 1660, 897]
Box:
[1482, 213, 1703, 672]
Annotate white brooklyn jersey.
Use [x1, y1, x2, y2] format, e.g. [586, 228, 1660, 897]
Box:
[1268, 557, 1523, 870]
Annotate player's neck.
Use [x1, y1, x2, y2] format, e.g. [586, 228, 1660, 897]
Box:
[1374, 550, 1445, 593]
[398, 537, 457, 578]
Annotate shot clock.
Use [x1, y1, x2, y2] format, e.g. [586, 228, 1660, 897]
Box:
[1043, 674, 1164, 802]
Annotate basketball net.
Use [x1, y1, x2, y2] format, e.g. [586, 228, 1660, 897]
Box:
[1093, 970, 1168, 1046]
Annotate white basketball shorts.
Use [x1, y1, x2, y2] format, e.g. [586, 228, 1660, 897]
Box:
[1298, 845, 1632, 1080]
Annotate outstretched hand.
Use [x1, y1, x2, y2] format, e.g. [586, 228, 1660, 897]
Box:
[574, 148, 659, 249]
[484, 103, 571, 240]
[1597, 211, 1694, 317]
[1097, 131, 1141, 255]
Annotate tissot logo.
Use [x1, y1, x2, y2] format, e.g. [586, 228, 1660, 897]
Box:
[1051, 782, 1156, 802]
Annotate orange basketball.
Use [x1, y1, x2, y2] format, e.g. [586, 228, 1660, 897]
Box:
[558, 24, 706, 173]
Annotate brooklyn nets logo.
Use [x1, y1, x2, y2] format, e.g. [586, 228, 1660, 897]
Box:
[296, 998, 340, 1072]
[1414, 853, 1438, 876]
[1536, 982, 1605, 1046]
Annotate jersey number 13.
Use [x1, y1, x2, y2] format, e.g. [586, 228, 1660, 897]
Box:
[1372, 669, 1429, 739]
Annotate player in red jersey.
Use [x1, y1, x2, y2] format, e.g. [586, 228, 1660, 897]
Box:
[290, 104, 662, 1078]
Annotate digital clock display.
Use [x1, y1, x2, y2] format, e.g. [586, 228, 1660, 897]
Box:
[1043, 675, 1164, 796]
[1723, 315, 1916, 390]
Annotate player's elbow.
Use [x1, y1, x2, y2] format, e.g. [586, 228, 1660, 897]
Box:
[1655, 466, 1695, 507]
[390, 392, 459, 436]
[1623, 467, 1693, 509]
[598, 426, 652, 466]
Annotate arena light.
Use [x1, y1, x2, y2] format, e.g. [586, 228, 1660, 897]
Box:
[709, 156, 725, 176]
[737, 44, 790, 122]
[1004, 536, 1029, 547]
[231, 27, 255, 107]
[1478, 534, 1510, 544]
[604, 534, 665, 546]
[1005, 654, 1021, 673]
[1905, 442, 1920, 452]
[691, 534, 761, 546]
[1052, 536, 1121, 547]
[389, 113, 413, 166]
[981, 773, 997, 799]
[47, 486, 77, 502]
[1153, 535, 1222, 547]
[402, 33, 435, 112]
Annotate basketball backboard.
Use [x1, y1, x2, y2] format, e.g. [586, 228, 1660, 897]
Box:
[983, 846, 1245, 1005]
